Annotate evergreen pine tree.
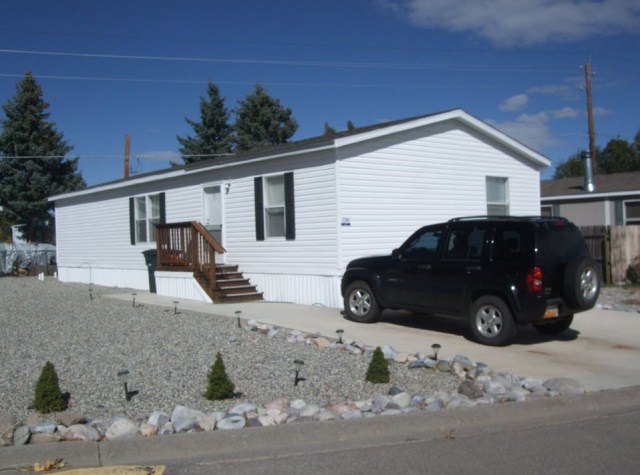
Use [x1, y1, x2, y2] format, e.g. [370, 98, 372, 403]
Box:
[233, 84, 298, 152]
[365, 347, 390, 384]
[0, 71, 85, 242]
[346, 120, 356, 131]
[205, 352, 235, 400]
[33, 361, 67, 413]
[177, 81, 233, 164]
[323, 122, 336, 138]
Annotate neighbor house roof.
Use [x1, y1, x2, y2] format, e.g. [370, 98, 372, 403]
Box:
[541, 171, 640, 201]
[50, 108, 550, 202]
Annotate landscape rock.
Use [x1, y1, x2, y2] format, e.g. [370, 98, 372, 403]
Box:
[543, 378, 585, 396]
[30, 421, 57, 434]
[60, 424, 101, 442]
[139, 422, 158, 437]
[391, 392, 412, 408]
[0, 414, 17, 447]
[230, 403, 258, 416]
[217, 415, 246, 430]
[171, 405, 206, 433]
[436, 359, 451, 372]
[55, 413, 85, 427]
[147, 411, 169, 428]
[457, 380, 485, 400]
[30, 432, 63, 444]
[105, 418, 139, 440]
[381, 345, 397, 360]
[314, 337, 331, 348]
[393, 352, 409, 363]
[13, 425, 31, 445]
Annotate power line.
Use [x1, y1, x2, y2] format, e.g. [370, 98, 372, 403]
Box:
[0, 48, 572, 73]
[0, 72, 540, 90]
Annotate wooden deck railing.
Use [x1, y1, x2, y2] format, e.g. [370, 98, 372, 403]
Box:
[156, 221, 225, 290]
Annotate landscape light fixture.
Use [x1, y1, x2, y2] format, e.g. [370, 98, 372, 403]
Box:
[117, 368, 138, 402]
[173, 301, 179, 315]
[431, 343, 442, 361]
[336, 328, 344, 344]
[88, 285, 93, 300]
[131, 293, 137, 308]
[293, 359, 306, 386]
[235, 310, 242, 328]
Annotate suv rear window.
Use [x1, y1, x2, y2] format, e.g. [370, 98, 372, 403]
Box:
[491, 227, 523, 262]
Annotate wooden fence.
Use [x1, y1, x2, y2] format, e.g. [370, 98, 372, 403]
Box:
[579, 225, 640, 284]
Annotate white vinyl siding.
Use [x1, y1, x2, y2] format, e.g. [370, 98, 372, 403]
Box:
[337, 121, 540, 268]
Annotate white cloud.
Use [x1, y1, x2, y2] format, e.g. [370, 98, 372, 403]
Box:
[593, 107, 613, 117]
[136, 150, 180, 162]
[500, 94, 529, 112]
[488, 112, 560, 150]
[389, 0, 640, 46]
[551, 107, 578, 119]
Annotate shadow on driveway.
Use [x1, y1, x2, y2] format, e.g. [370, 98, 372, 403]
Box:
[366, 309, 580, 347]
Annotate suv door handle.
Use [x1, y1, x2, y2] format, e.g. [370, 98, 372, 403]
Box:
[466, 265, 481, 272]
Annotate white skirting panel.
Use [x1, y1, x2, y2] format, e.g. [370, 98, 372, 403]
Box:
[155, 271, 213, 303]
[245, 272, 342, 308]
[57, 266, 149, 290]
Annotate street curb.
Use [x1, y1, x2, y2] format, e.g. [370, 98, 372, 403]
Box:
[2, 386, 639, 472]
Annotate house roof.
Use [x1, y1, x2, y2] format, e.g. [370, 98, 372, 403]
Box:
[50, 108, 550, 202]
[541, 171, 640, 201]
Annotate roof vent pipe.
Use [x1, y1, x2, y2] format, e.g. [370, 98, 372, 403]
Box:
[584, 152, 595, 192]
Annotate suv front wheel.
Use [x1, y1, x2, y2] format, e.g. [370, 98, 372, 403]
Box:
[344, 281, 381, 323]
[470, 295, 517, 346]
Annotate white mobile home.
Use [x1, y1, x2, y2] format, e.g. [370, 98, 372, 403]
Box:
[50, 109, 549, 307]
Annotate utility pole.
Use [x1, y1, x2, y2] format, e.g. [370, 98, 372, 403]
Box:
[124, 134, 131, 179]
[584, 57, 597, 176]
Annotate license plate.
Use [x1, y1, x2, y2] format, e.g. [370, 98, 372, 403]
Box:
[543, 306, 559, 319]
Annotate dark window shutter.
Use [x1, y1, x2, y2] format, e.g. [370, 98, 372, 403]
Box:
[159, 192, 166, 224]
[285, 172, 295, 240]
[254, 177, 264, 241]
[615, 200, 624, 225]
[129, 197, 136, 245]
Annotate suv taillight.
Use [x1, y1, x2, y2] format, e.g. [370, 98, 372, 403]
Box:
[527, 267, 543, 293]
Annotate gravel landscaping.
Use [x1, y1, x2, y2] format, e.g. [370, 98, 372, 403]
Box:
[0, 277, 459, 423]
[1, 276, 638, 441]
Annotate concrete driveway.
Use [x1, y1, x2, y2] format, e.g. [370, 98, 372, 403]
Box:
[108, 292, 640, 391]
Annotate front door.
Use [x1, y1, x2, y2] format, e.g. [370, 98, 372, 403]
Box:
[203, 185, 223, 248]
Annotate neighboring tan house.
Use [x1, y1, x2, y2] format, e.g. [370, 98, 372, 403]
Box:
[49, 109, 549, 308]
[541, 171, 640, 226]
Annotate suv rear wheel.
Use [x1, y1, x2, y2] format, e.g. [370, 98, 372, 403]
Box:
[470, 295, 517, 346]
[344, 281, 381, 323]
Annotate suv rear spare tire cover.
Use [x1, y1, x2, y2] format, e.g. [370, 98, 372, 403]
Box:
[563, 257, 600, 310]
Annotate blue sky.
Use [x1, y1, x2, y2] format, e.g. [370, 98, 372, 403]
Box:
[1, 0, 638, 185]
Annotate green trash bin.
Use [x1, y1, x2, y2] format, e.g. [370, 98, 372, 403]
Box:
[142, 249, 157, 293]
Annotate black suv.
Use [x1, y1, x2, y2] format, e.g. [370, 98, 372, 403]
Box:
[341, 216, 600, 346]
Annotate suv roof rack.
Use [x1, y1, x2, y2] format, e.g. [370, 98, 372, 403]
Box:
[448, 215, 570, 223]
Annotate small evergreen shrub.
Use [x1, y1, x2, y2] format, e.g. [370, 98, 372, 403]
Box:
[205, 352, 235, 400]
[626, 256, 640, 285]
[365, 346, 390, 384]
[33, 361, 67, 413]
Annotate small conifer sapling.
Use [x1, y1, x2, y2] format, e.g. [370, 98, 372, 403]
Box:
[33, 361, 67, 413]
[365, 346, 390, 384]
[205, 352, 235, 400]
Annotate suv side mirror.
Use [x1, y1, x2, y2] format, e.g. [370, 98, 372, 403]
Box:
[392, 248, 402, 259]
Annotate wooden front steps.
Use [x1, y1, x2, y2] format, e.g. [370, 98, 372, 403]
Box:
[207, 264, 263, 303]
